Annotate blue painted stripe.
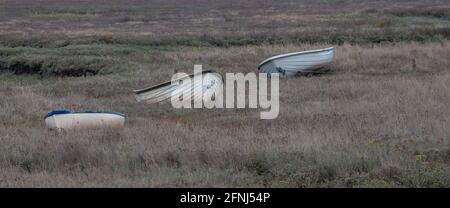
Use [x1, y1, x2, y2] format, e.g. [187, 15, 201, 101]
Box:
[44, 110, 125, 119]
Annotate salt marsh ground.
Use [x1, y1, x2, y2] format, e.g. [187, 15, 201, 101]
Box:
[1, 0, 449, 187]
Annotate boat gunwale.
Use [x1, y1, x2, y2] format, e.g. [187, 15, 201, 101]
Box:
[133, 70, 215, 94]
[257, 47, 334, 70]
[44, 110, 125, 119]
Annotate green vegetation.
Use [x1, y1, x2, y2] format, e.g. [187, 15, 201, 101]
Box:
[1, 2, 449, 77]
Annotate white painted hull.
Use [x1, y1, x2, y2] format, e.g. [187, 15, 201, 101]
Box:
[45, 113, 125, 130]
[134, 70, 223, 104]
[258, 47, 334, 76]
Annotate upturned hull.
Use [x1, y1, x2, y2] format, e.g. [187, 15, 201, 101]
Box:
[258, 47, 334, 76]
[44, 111, 125, 130]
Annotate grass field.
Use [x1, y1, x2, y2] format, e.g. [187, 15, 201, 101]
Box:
[1, 0, 450, 187]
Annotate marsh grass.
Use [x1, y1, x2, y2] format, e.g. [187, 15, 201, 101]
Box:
[1, 0, 450, 48]
[0, 0, 450, 187]
[1, 41, 450, 187]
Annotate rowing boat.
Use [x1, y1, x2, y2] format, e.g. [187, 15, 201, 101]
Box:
[258, 47, 334, 76]
[44, 110, 125, 130]
[133, 70, 223, 104]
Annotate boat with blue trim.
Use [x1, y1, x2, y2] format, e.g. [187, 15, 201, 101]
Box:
[44, 110, 125, 130]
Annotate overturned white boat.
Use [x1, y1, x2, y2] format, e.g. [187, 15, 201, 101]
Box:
[44, 110, 125, 130]
[258, 47, 334, 76]
[133, 70, 223, 104]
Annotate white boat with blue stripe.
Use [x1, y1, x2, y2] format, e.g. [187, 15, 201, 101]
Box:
[44, 110, 125, 130]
